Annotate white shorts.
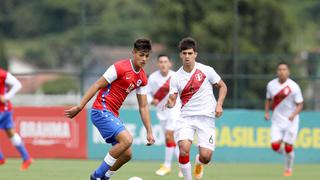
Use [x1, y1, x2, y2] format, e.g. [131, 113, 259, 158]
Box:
[174, 115, 215, 151]
[270, 121, 299, 145]
[160, 118, 176, 132]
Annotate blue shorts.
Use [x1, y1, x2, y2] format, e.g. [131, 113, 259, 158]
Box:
[91, 109, 126, 145]
[0, 111, 14, 129]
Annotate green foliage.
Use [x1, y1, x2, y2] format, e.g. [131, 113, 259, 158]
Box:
[0, 37, 8, 69]
[41, 76, 79, 94]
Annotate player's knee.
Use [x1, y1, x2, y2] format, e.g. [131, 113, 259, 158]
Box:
[271, 142, 281, 152]
[120, 133, 133, 148]
[10, 134, 22, 146]
[179, 147, 190, 156]
[285, 144, 293, 153]
[199, 155, 211, 164]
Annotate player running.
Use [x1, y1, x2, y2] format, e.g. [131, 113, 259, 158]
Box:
[0, 68, 32, 170]
[64, 38, 155, 180]
[147, 54, 182, 177]
[264, 62, 303, 177]
[166, 37, 227, 180]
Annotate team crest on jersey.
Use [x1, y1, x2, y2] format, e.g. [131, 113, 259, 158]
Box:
[137, 79, 142, 87]
[284, 87, 290, 95]
[195, 73, 203, 81]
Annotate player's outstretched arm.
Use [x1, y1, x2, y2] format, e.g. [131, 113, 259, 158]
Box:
[214, 79, 227, 118]
[64, 77, 108, 119]
[137, 94, 155, 146]
[264, 99, 272, 121]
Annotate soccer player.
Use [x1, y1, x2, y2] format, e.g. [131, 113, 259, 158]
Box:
[166, 37, 227, 180]
[264, 62, 303, 177]
[0, 68, 32, 170]
[147, 54, 182, 177]
[64, 38, 155, 180]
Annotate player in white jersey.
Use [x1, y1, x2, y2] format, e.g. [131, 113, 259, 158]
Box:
[147, 54, 182, 177]
[264, 62, 303, 177]
[166, 37, 227, 180]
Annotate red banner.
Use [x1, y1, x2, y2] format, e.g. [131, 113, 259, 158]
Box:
[0, 107, 87, 159]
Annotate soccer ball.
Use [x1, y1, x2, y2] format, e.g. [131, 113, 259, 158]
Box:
[128, 177, 143, 180]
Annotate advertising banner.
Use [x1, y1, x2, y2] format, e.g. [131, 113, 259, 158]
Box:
[0, 107, 87, 158]
[87, 109, 320, 163]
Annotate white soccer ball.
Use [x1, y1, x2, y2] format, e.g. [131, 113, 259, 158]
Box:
[128, 177, 143, 180]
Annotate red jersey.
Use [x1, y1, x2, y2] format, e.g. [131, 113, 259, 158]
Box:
[0, 68, 12, 111]
[92, 59, 148, 117]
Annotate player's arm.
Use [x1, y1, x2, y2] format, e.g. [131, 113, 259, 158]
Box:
[213, 79, 227, 118]
[64, 77, 108, 119]
[264, 83, 272, 121]
[0, 73, 22, 103]
[288, 86, 304, 121]
[288, 102, 303, 121]
[166, 74, 178, 108]
[264, 99, 272, 121]
[136, 93, 155, 145]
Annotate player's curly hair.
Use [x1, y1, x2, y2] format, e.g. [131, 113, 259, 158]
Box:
[134, 38, 152, 52]
[179, 37, 197, 52]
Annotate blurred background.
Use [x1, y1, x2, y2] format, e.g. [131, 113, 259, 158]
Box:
[1, 0, 320, 109]
[1, 1, 320, 179]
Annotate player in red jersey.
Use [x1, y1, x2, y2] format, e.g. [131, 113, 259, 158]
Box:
[265, 63, 303, 177]
[0, 68, 32, 170]
[65, 38, 155, 180]
[167, 38, 227, 180]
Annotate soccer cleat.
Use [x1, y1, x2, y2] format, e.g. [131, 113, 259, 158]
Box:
[283, 169, 292, 177]
[193, 163, 204, 179]
[90, 174, 109, 180]
[20, 158, 33, 171]
[0, 159, 5, 165]
[178, 168, 183, 178]
[155, 164, 171, 176]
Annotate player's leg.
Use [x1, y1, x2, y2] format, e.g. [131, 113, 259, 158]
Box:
[0, 113, 6, 165]
[156, 120, 173, 176]
[92, 130, 132, 179]
[175, 117, 194, 180]
[282, 123, 299, 176]
[3, 111, 32, 170]
[90, 110, 132, 179]
[194, 116, 215, 180]
[105, 147, 133, 179]
[270, 123, 284, 154]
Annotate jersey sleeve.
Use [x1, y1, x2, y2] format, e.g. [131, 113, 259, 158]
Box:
[169, 74, 178, 94]
[146, 76, 154, 103]
[4, 72, 22, 100]
[207, 66, 221, 84]
[102, 65, 117, 83]
[266, 83, 272, 99]
[294, 85, 303, 103]
[136, 85, 148, 95]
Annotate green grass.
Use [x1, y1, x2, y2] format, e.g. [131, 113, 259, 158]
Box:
[1, 159, 319, 180]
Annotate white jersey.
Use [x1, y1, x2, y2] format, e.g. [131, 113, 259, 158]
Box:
[266, 78, 303, 127]
[169, 62, 221, 118]
[147, 70, 181, 121]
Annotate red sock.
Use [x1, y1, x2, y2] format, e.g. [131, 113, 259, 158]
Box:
[179, 154, 189, 164]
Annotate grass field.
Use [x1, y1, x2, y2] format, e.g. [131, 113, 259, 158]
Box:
[1, 159, 319, 180]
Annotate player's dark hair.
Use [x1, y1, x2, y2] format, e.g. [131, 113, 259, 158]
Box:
[134, 38, 152, 52]
[157, 54, 171, 61]
[277, 62, 289, 68]
[179, 37, 197, 52]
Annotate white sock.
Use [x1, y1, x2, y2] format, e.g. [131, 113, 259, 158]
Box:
[285, 151, 294, 171]
[174, 146, 180, 159]
[164, 147, 175, 168]
[104, 153, 117, 167]
[179, 162, 192, 180]
[105, 170, 116, 178]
